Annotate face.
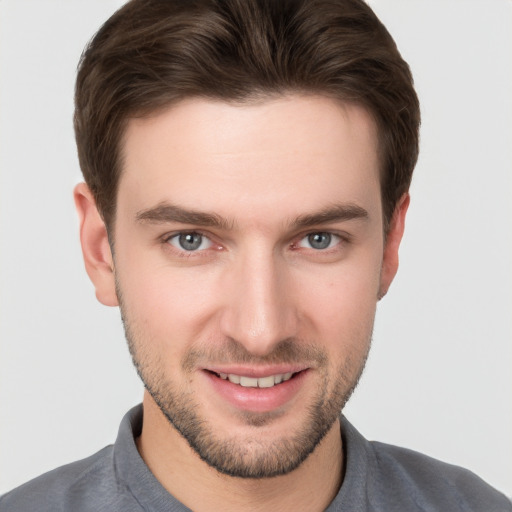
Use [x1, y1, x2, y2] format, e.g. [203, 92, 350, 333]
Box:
[77, 94, 406, 478]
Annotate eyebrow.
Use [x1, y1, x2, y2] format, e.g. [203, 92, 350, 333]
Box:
[290, 203, 369, 229]
[135, 202, 368, 230]
[136, 203, 232, 230]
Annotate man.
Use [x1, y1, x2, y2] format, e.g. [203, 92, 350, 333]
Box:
[1, 0, 510, 510]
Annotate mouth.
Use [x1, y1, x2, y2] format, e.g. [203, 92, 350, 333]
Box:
[203, 367, 309, 413]
[207, 370, 301, 388]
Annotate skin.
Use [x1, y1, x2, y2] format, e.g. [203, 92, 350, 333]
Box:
[75, 94, 409, 512]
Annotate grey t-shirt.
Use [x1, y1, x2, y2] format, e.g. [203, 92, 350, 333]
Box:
[1, 405, 510, 511]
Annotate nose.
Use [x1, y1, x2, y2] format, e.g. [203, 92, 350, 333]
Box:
[219, 248, 298, 356]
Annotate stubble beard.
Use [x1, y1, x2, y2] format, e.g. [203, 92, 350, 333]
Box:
[119, 302, 371, 479]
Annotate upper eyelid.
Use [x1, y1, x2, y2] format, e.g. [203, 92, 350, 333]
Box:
[160, 231, 212, 252]
[293, 229, 352, 244]
[162, 232, 216, 257]
[162, 229, 213, 242]
[296, 232, 341, 248]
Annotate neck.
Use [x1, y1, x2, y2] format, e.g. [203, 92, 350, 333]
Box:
[136, 392, 344, 512]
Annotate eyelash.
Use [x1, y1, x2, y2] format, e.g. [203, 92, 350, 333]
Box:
[162, 230, 351, 257]
[162, 231, 219, 257]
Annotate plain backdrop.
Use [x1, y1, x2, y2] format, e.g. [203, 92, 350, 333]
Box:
[1, 0, 511, 497]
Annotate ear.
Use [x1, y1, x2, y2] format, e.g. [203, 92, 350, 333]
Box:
[74, 183, 118, 307]
[378, 193, 410, 300]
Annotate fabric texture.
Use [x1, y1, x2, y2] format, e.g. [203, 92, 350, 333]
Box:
[1, 405, 510, 511]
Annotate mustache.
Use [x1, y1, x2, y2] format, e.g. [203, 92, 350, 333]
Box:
[182, 337, 327, 372]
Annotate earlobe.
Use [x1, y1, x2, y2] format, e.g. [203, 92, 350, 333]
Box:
[378, 193, 410, 300]
[74, 183, 119, 307]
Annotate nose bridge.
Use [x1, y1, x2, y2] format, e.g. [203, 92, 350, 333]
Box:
[220, 244, 296, 355]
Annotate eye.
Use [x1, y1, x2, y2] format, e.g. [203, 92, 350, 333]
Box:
[167, 232, 212, 252]
[298, 232, 340, 250]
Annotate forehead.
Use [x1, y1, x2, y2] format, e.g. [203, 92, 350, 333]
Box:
[118, 94, 382, 225]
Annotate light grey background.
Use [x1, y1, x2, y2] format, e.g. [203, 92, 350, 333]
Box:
[1, 0, 511, 496]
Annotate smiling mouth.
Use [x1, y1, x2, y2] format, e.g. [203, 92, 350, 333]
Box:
[209, 371, 301, 388]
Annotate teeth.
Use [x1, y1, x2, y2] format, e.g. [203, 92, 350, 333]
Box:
[240, 376, 258, 387]
[257, 376, 275, 388]
[217, 372, 296, 388]
[228, 374, 240, 384]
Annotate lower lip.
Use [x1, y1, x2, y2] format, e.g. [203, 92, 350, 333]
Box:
[203, 370, 309, 413]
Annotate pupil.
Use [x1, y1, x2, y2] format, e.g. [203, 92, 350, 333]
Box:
[309, 232, 331, 250]
[180, 233, 202, 250]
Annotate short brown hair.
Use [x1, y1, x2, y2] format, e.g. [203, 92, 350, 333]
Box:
[74, 0, 420, 231]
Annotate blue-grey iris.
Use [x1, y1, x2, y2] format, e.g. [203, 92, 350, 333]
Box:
[179, 233, 203, 251]
[308, 232, 332, 250]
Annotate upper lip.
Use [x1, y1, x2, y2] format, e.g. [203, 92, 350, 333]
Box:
[204, 365, 309, 378]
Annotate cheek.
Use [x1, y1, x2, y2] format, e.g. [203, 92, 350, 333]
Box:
[305, 254, 381, 306]
[306, 275, 377, 383]
[116, 255, 221, 347]
[297, 255, 381, 345]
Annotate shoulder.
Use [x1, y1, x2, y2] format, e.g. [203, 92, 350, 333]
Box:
[0, 446, 138, 512]
[338, 417, 511, 511]
[369, 440, 511, 511]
